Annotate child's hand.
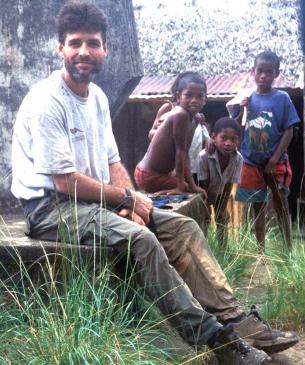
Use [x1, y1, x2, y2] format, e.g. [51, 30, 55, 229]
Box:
[191, 185, 207, 200]
[155, 119, 163, 128]
[196, 113, 206, 125]
[240, 97, 249, 107]
[205, 138, 215, 155]
[264, 157, 277, 174]
[155, 188, 187, 196]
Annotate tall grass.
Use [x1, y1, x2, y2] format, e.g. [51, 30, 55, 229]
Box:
[261, 229, 305, 331]
[209, 220, 305, 333]
[1, 210, 304, 364]
[207, 223, 257, 286]
[0, 246, 185, 365]
[0, 198, 212, 365]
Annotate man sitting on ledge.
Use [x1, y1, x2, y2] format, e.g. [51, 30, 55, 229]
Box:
[11, 1, 298, 364]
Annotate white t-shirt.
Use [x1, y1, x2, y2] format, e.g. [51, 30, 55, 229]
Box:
[11, 70, 120, 200]
[189, 124, 210, 174]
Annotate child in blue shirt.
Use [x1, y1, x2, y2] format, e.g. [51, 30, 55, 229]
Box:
[227, 51, 300, 251]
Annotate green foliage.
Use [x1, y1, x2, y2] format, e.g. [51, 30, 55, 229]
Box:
[207, 224, 257, 286]
[262, 241, 305, 330]
[0, 250, 182, 365]
[209, 222, 305, 332]
[0, 218, 304, 364]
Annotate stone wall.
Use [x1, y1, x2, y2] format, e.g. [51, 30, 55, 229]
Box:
[0, 0, 143, 209]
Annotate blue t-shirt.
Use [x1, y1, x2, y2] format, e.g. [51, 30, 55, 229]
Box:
[240, 90, 299, 167]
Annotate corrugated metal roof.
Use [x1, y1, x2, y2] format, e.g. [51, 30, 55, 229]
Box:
[132, 75, 173, 96]
[129, 72, 299, 101]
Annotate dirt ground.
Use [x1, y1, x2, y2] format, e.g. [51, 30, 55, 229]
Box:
[234, 259, 305, 365]
[270, 341, 305, 365]
[168, 257, 305, 364]
[165, 332, 305, 364]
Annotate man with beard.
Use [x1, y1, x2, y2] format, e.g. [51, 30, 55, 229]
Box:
[11, 1, 298, 364]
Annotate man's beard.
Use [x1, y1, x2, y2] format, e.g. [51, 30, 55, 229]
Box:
[64, 59, 102, 83]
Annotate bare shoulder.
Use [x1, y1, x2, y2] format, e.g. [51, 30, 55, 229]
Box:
[156, 102, 173, 119]
[159, 106, 187, 124]
[169, 106, 190, 121]
[162, 102, 174, 112]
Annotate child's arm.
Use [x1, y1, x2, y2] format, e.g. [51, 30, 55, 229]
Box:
[197, 151, 210, 195]
[264, 127, 293, 174]
[226, 99, 240, 118]
[226, 97, 248, 125]
[198, 179, 209, 190]
[205, 138, 215, 155]
[173, 116, 192, 192]
[172, 111, 205, 194]
[184, 157, 207, 198]
[148, 102, 173, 141]
[238, 97, 249, 126]
[226, 88, 254, 125]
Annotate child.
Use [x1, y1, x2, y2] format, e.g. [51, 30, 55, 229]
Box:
[198, 117, 243, 246]
[149, 103, 210, 183]
[227, 51, 300, 251]
[134, 71, 207, 196]
[148, 77, 211, 185]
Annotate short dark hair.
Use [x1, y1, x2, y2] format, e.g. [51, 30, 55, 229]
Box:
[254, 51, 280, 71]
[171, 71, 207, 102]
[212, 117, 242, 137]
[56, 1, 108, 44]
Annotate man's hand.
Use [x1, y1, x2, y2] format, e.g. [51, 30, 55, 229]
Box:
[118, 208, 146, 225]
[130, 191, 153, 225]
[119, 191, 153, 225]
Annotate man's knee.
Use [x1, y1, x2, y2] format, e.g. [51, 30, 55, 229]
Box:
[179, 215, 202, 233]
[132, 226, 167, 262]
[168, 215, 210, 255]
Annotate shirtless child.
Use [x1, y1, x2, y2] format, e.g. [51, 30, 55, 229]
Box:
[134, 71, 207, 195]
[148, 98, 210, 185]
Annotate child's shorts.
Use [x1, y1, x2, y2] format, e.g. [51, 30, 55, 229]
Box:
[134, 164, 178, 193]
[235, 160, 292, 203]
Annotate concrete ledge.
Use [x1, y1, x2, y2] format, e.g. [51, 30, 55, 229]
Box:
[0, 214, 107, 264]
[0, 194, 206, 264]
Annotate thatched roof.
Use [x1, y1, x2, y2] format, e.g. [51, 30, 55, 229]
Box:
[133, 0, 303, 83]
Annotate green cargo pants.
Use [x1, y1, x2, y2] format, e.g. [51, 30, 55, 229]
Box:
[23, 192, 243, 346]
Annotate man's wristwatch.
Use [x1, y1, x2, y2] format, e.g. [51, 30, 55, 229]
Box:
[122, 188, 134, 209]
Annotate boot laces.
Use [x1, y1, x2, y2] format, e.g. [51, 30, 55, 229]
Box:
[249, 305, 271, 330]
[250, 305, 263, 321]
[218, 325, 251, 357]
[230, 338, 252, 357]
